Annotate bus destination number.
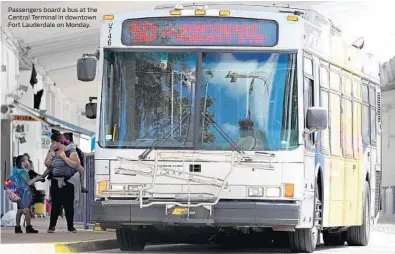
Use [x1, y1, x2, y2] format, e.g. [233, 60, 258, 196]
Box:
[108, 22, 113, 46]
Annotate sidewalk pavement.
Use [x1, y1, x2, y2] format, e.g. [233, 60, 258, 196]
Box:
[0, 217, 117, 253]
[374, 214, 395, 234]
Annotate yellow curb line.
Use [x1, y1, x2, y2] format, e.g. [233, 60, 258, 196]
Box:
[54, 239, 118, 253]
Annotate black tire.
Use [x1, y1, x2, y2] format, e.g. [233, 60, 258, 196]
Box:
[116, 227, 146, 251]
[288, 185, 321, 253]
[323, 231, 346, 246]
[346, 181, 370, 246]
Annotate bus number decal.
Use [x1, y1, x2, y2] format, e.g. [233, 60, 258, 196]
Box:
[108, 22, 113, 46]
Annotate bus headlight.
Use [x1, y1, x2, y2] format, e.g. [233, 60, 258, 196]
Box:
[248, 187, 263, 197]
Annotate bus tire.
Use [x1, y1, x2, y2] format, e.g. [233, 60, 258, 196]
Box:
[323, 231, 346, 246]
[116, 227, 146, 251]
[346, 181, 370, 246]
[288, 186, 321, 253]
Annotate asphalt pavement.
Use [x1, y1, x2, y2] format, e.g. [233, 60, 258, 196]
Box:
[85, 230, 395, 253]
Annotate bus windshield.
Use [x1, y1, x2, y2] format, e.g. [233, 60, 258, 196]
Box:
[99, 50, 298, 151]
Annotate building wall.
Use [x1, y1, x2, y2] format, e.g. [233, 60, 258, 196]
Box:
[381, 89, 395, 187]
[1, 29, 84, 196]
[1, 28, 20, 189]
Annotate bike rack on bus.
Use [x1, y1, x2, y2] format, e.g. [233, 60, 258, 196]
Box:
[103, 150, 274, 211]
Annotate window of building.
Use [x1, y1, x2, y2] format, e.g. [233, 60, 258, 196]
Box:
[330, 93, 342, 155]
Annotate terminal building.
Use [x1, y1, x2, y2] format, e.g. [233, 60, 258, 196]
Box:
[380, 57, 395, 216]
[0, 27, 95, 215]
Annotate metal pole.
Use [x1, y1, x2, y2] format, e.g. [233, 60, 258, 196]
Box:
[202, 83, 209, 143]
[171, 70, 174, 137]
[246, 77, 249, 118]
[180, 73, 182, 136]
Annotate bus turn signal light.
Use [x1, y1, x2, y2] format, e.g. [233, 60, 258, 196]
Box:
[195, 9, 206, 15]
[284, 183, 294, 198]
[219, 10, 231, 16]
[287, 15, 299, 22]
[103, 14, 114, 20]
[170, 10, 181, 15]
[97, 180, 108, 196]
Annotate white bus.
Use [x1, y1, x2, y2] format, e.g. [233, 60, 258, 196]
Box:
[77, 3, 382, 253]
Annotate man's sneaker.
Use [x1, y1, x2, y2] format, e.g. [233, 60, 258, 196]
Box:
[68, 227, 77, 233]
[26, 225, 39, 233]
[15, 226, 23, 234]
[47, 227, 55, 233]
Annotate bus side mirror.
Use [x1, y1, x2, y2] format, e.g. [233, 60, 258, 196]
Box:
[77, 57, 96, 82]
[85, 102, 97, 119]
[306, 107, 328, 131]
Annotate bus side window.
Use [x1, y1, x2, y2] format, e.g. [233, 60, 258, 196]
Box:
[319, 65, 330, 153]
[362, 83, 370, 145]
[369, 86, 377, 145]
[304, 77, 315, 145]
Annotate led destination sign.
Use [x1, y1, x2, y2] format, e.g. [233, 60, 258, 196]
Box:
[121, 17, 278, 47]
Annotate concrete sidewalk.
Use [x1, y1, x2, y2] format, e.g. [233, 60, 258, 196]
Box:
[374, 214, 395, 234]
[0, 217, 117, 253]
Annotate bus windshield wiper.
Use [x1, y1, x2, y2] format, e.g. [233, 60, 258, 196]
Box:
[202, 112, 245, 155]
[138, 110, 191, 160]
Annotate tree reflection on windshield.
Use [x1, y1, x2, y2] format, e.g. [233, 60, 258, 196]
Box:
[200, 52, 298, 151]
[99, 51, 197, 148]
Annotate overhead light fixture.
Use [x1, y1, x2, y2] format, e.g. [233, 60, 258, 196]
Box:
[1, 105, 9, 114]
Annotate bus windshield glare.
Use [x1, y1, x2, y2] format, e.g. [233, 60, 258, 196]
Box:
[99, 50, 298, 151]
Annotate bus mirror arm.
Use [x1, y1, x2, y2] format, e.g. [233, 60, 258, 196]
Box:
[303, 128, 318, 135]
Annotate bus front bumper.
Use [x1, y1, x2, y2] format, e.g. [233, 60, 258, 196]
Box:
[91, 200, 300, 228]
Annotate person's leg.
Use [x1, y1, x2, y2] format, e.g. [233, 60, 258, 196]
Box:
[15, 208, 23, 233]
[77, 166, 88, 193]
[23, 207, 38, 233]
[48, 181, 61, 232]
[63, 183, 76, 232]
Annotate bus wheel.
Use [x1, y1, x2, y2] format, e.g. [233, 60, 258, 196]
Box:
[116, 227, 147, 251]
[288, 185, 321, 253]
[323, 230, 346, 246]
[346, 181, 371, 246]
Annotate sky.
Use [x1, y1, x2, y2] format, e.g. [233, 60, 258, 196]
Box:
[307, 0, 395, 63]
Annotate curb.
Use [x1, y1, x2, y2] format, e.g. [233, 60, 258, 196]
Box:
[0, 239, 118, 253]
[55, 239, 118, 253]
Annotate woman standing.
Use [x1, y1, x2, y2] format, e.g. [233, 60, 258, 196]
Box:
[44, 132, 81, 233]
